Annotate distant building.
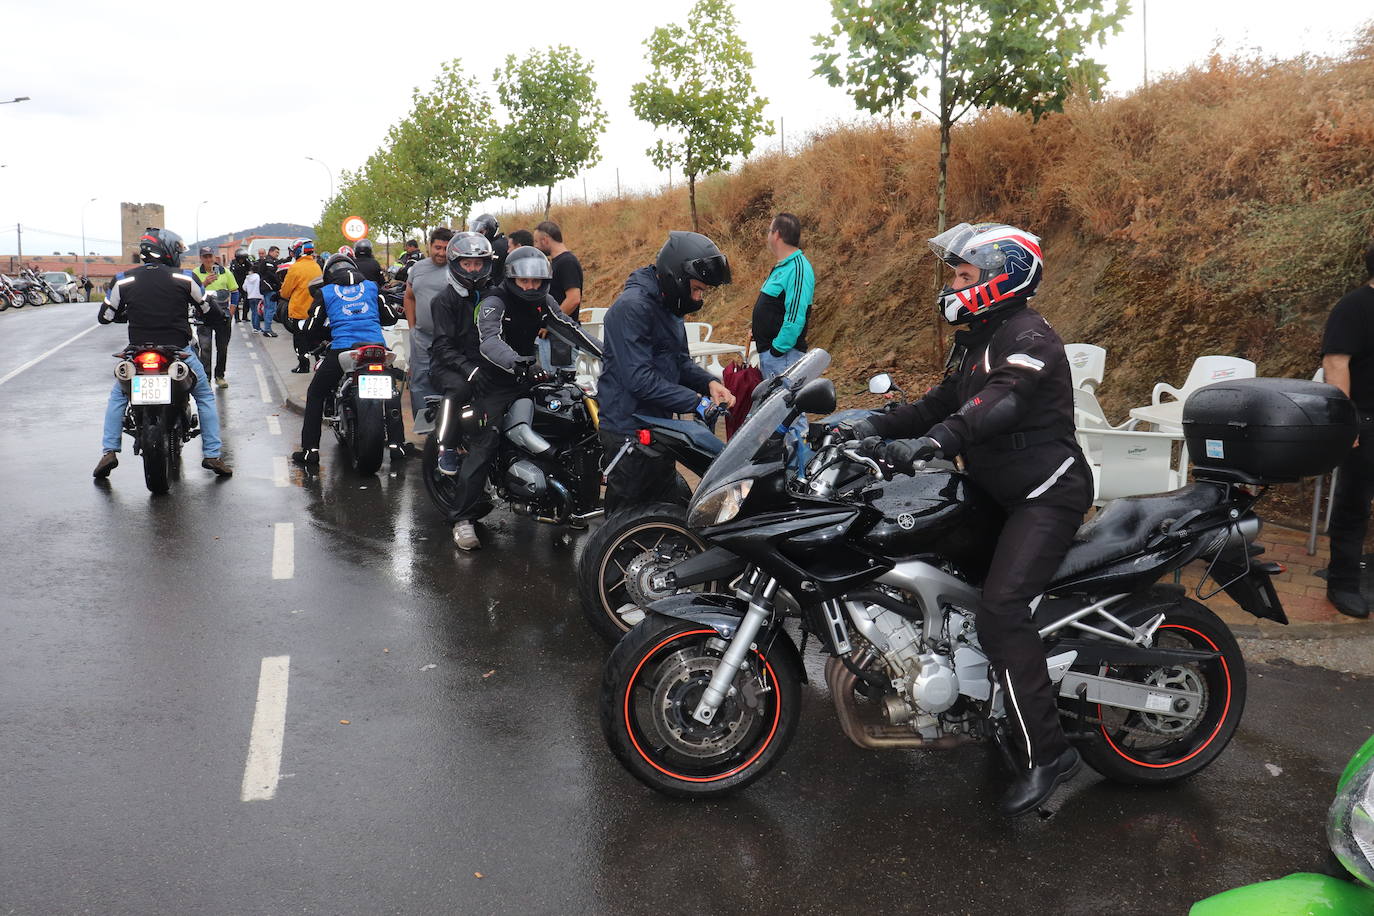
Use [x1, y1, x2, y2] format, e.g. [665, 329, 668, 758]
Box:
[120, 202, 166, 264]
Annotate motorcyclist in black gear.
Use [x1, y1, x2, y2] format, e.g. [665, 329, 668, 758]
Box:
[845, 222, 1093, 818]
[429, 231, 496, 481]
[230, 248, 254, 322]
[596, 231, 736, 513]
[435, 244, 599, 551]
[353, 239, 385, 286]
[471, 214, 509, 285]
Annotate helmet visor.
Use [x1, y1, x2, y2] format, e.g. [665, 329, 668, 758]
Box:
[928, 223, 1006, 271]
[505, 248, 553, 280]
[683, 253, 731, 287]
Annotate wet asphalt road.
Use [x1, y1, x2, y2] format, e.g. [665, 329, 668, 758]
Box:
[2, 302, 1372, 916]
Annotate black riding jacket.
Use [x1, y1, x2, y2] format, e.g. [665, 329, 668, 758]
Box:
[866, 303, 1092, 511]
[97, 263, 220, 347]
[355, 254, 385, 286]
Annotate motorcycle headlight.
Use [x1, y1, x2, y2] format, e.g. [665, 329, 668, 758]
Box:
[688, 479, 753, 529]
[1329, 751, 1374, 889]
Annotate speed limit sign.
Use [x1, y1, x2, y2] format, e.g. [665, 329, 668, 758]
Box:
[341, 216, 369, 242]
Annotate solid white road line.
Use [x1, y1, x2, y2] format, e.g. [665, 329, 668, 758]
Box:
[272, 522, 294, 579]
[273, 456, 289, 487]
[254, 364, 272, 403]
[267, 415, 282, 436]
[0, 324, 99, 387]
[240, 655, 290, 802]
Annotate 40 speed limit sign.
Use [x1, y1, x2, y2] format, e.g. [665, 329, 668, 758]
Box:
[341, 216, 369, 242]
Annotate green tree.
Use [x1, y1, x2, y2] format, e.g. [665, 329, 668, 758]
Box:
[814, 0, 1127, 355]
[489, 46, 608, 219]
[630, 0, 771, 230]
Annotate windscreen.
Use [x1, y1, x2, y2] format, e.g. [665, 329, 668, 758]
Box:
[689, 348, 831, 509]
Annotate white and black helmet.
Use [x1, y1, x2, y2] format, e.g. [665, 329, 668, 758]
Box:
[501, 245, 553, 303]
[446, 231, 494, 293]
[138, 228, 186, 267]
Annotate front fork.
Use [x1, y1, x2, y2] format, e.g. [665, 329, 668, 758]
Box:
[692, 570, 779, 725]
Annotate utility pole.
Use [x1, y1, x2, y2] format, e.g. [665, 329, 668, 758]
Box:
[583, 175, 588, 203]
[16, 223, 22, 266]
[616, 168, 621, 198]
[1143, 0, 1149, 86]
[781, 117, 786, 156]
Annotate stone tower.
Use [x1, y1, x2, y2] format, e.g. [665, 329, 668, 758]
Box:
[120, 202, 166, 264]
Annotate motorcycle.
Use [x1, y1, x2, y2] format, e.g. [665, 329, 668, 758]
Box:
[0, 274, 20, 310]
[10, 272, 45, 307]
[599, 350, 1354, 802]
[576, 365, 904, 644]
[111, 344, 201, 494]
[319, 343, 406, 475]
[22, 267, 63, 303]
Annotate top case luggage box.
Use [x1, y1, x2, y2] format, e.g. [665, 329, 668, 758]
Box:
[1182, 377, 1356, 482]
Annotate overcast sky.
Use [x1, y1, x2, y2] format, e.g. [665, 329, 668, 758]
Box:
[1, 0, 1366, 259]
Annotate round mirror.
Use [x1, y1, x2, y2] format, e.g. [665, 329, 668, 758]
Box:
[869, 373, 893, 395]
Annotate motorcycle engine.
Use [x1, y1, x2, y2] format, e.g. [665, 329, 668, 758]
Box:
[506, 460, 547, 500]
[847, 601, 960, 719]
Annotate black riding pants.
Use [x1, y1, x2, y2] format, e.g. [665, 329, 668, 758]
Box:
[447, 388, 521, 524]
[599, 429, 685, 515]
[1327, 413, 1374, 590]
[196, 320, 231, 380]
[979, 502, 1083, 768]
[300, 350, 405, 451]
[434, 380, 477, 452]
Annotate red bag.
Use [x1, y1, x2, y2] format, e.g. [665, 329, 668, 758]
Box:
[721, 340, 763, 440]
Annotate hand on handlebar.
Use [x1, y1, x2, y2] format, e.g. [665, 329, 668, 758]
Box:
[514, 356, 549, 387]
[857, 435, 943, 477]
[827, 417, 876, 444]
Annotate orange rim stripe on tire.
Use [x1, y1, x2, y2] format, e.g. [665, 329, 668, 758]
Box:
[623, 628, 782, 784]
[1099, 624, 1232, 769]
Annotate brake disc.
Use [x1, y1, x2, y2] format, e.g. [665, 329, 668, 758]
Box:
[650, 648, 753, 758]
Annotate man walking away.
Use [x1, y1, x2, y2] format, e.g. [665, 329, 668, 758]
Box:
[403, 227, 453, 433]
[1320, 238, 1374, 620]
[751, 212, 816, 468]
[534, 220, 583, 370]
[354, 239, 385, 285]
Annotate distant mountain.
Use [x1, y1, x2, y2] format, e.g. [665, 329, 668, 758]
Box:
[192, 223, 313, 250]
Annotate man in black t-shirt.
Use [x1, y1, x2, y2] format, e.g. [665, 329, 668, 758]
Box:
[1320, 238, 1374, 619]
[535, 220, 584, 368]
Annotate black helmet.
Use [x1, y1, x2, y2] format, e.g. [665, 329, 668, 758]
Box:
[446, 231, 494, 293]
[500, 245, 553, 303]
[354, 239, 373, 258]
[233, 247, 250, 262]
[139, 228, 186, 267]
[655, 231, 731, 317]
[323, 252, 361, 286]
[470, 214, 499, 239]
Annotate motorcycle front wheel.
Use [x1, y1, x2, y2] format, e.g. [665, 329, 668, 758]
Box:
[349, 398, 385, 474]
[1073, 596, 1247, 785]
[141, 415, 172, 494]
[49, 290, 66, 303]
[600, 614, 802, 798]
[577, 503, 719, 644]
[25, 289, 44, 307]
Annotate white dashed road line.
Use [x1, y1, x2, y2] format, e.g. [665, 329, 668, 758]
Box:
[254, 364, 272, 403]
[272, 456, 289, 487]
[0, 324, 99, 387]
[272, 523, 294, 579]
[267, 415, 281, 436]
[240, 655, 290, 802]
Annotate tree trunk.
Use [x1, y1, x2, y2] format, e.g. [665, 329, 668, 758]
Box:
[544, 185, 553, 220]
[934, 116, 951, 364]
[689, 174, 698, 232]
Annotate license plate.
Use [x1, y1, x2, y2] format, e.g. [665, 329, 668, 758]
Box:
[358, 374, 392, 400]
[131, 375, 171, 405]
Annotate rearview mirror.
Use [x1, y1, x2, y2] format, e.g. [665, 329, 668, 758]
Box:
[868, 373, 892, 395]
[792, 377, 837, 415]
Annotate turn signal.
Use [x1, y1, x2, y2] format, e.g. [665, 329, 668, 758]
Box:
[637, 429, 652, 446]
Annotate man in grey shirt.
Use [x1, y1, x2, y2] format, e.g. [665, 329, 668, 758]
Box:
[403, 226, 454, 433]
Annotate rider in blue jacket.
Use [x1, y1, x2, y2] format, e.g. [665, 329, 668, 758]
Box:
[291, 252, 404, 467]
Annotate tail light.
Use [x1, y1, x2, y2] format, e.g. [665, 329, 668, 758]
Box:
[136, 351, 167, 373]
[356, 345, 387, 363]
[366, 364, 384, 372]
[637, 429, 652, 446]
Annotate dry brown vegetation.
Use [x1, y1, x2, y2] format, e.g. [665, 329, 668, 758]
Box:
[504, 29, 1374, 430]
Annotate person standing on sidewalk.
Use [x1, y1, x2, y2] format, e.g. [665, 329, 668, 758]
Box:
[254, 245, 283, 337]
[190, 247, 239, 388]
[1320, 238, 1374, 620]
[403, 227, 452, 433]
[229, 248, 255, 322]
[279, 239, 323, 373]
[242, 268, 263, 337]
[751, 212, 816, 469]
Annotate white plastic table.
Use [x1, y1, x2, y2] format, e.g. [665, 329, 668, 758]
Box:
[1128, 400, 1185, 431]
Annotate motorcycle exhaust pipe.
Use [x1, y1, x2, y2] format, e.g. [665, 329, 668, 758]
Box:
[114, 360, 137, 381]
[824, 653, 973, 751]
[168, 360, 190, 382]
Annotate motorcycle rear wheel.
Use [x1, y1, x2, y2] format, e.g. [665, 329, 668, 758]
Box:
[600, 614, 802, 798]
[25, 289, 44, 307]
[420, 432, 494, 521]
[1073, 596, 1246, 785]
[141, 416, 172, 494]
[578, 503, 719, 644]
[349, 398, 385, 474]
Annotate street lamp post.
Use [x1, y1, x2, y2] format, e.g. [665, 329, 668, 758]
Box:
[304, 156, 334, 201]
[195, 199, 209, 249]
[81, 197, 97, 281]
[0, 97, 30, 105]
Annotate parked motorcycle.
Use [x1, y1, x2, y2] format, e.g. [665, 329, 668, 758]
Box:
[0, 275, 21, 310]
[599, 352, 1355, 803]
[10, 272, 45, 307]
[111, 344, 201, 494]
[320, 343, 406, 475]
[22, 267, 63, 303]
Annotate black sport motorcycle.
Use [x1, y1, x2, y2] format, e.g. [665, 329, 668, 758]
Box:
[111, 344, 201, 494]
[600, 349, 1353, 801]
[321, 343, 406, 475]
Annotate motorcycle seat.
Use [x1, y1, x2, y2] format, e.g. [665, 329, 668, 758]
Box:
[633, 414, 725, 457]
[1052, 483, 1225, 582]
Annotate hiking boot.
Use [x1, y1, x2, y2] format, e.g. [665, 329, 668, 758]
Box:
[291, 356, 310, 374]
[436, 447, 461, 476]
[453, 521, 480, 551]
[215, 377, 228, 389]
[201, 456, 234, 477]
[92, 451, 119, 478]
[291, 447, 320, 467]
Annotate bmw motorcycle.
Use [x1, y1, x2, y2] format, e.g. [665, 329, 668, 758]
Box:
[111, 344, 201, 494]
[321, 343, 406, 475]
[600, 349, 1353, 801]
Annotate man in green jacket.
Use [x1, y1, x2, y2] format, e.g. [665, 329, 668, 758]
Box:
[190, 247, 239, 387]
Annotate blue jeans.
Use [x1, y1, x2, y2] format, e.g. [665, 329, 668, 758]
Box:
[409, 327, 436, 430]
[759, 348, 810, 472]
[255, 292, 277, 332]
[101, 348, 223, 457]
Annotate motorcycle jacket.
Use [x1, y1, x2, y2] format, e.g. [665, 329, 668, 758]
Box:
[597, 266, 717, 436]
[279, 255, 323, 320]
[98, 263, 219, 347]
[229, 256, 254, 291]
[255, 256, 282, 292]
[864, 302, 1092, 511]
[355, 254, 385, 286]
[429, 284, 485, 393]
[474, 285, 595, 389]
[303, 277, 398, 350]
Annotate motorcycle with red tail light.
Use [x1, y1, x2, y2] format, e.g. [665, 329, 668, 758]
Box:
[111, 344, 200, 494]
[323, 343, 405, 474]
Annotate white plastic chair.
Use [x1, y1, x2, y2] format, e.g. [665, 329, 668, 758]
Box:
[1072, 388, 1136, 467]
[683, 321, 713, 343]
[1064, 343, 1107, 393]
[1151, 355, 1256, 406]
[1076, 426, 1187, 504]
[581, 307, 607, 326]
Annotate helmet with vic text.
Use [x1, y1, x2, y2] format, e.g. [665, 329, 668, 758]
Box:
[500, 245, 553, 303]
[446, 231, 494, 294]
[290, 238, 316, 259]
[139, 228, 187, 267]
[654, 231, 731, 317]
[929, 222, 1043, 325]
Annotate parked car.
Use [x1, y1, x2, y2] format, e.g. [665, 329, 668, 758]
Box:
[42, 271, 79, 302]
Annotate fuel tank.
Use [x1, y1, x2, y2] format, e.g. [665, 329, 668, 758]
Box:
[861, 470, 1004, 581]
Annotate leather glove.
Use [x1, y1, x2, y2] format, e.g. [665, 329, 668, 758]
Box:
[513, 356, 548, 386]
[857, 435, 942, 476]
[828, 416, 877, 443]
